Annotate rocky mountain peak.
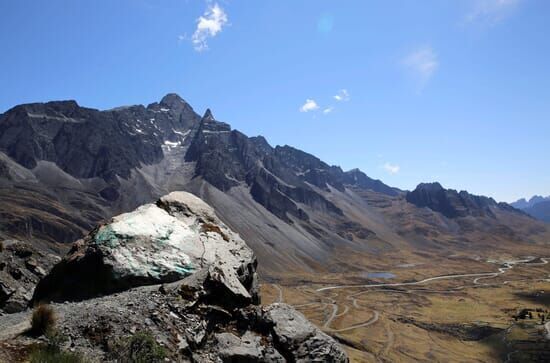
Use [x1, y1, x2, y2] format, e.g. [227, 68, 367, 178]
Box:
[512, 195, 550, 209]
[7, 100, 83, 120]
[416, 182, 444, 191]
[511, 195, 550, 222]
[512, 198, 529, 209]
[344, 168, 401, 196]
[202, 108, 215, 120]
[160, 92, 186, 104]
[406, 182, 505, 219]
[159, 93, 191, 110]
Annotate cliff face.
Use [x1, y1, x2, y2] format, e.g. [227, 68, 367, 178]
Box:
[406, 182, 514, 219]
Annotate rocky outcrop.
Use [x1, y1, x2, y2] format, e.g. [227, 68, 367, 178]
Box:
[22, 192, 348, 362]
[0, 94, 199, 182]
[343, 168, 400, 197]
[33, 192, 258, 303]
[264, 304, 349, 362]
[0, 240, 57, 313]
[406, 182, 517, 219]
[0, 282, 348, 362]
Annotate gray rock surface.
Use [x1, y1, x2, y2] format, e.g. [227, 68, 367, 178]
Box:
[215, 331, 264, 362]
[0, 240, 57, 313]
[405, 182, 510, 219]
[264, 304, 349, 363]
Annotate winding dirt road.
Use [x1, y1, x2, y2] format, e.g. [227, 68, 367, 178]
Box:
[316, 257, 548, 292]
[311, 256, 550, 335]
[323, 304, 339, 328]
[272, 284, 284, 303]
[327, 310, 380, 333]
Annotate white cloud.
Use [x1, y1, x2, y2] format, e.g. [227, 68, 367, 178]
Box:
[467, 0, 521, 24]
[299, 99, 319, 113]
[402, 46, 438, 90]
[192, 3, 228, 52]
[323, 106, 334, 114]
[333, 89, 350, 102]
[383, 162, 400, 175]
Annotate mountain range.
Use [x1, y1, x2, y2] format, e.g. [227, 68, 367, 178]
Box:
[511, 195, 550, 222]
[1, 94, 549, 279]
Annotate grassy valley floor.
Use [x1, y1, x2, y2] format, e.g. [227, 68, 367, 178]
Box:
[261, 252, 550, 362]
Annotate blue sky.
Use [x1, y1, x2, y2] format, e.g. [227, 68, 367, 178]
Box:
[1, 0, 549, 202]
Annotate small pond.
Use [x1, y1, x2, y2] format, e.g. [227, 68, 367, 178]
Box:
[362, 272, 396, 279]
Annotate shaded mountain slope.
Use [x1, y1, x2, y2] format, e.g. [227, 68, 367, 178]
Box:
[511, 195, 550, 210]
[523, 201, 550, 223]
[511, 195, 550, 223]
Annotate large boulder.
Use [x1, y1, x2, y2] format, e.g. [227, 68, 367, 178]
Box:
[264, 304, 349, 363]
[32, 192, 258, 303]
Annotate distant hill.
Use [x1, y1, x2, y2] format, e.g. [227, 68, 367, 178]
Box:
[511, 195, 550, 210]
[523, 201, 550, 223]
[511, 195, 550, 222]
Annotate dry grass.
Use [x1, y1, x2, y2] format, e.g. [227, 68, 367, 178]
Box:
[110, 332, 167, 363]
[261, 251, 550, 363]
[31, 304, 56, 336]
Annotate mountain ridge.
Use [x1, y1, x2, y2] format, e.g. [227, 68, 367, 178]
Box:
[0, 94, 548, 280]
[511, 195, 550, 209]
[511, 195, 550, 223]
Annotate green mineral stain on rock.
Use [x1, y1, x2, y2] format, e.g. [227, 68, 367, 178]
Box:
[94, 226, 120, 248]
[174, 263, 194, 275]
[156, 228, 173, 243]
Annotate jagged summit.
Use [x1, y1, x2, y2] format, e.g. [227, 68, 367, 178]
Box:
[512, 195, 550, 209]
[416, 182, 445, 191]
[158, 92, 193, 111]
[406, 182, 507, 218]
[160, 92, 187, 105]
[511, 195, 550, 222]
[202, 108, 215, 120]
[344, 168, 401, 196]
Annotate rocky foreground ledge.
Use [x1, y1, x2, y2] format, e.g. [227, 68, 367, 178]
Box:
[0, 192, 348, 362]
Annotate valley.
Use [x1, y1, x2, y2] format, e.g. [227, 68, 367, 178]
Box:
[262, 252, 550, 362]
